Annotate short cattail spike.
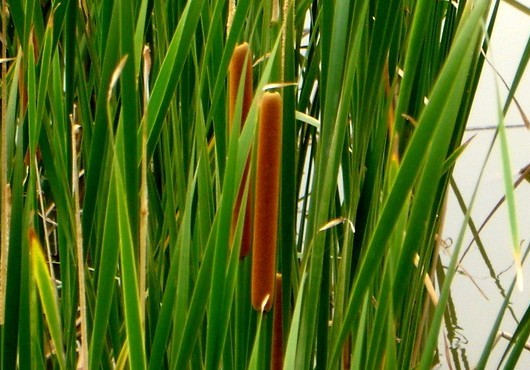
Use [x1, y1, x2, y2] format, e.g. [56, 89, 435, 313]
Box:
[251, 92, 282, 311]
[228, 42, 253, 129]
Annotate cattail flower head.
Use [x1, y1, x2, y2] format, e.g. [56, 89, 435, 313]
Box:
[229, 42, 254, 259]
[251, 92, 282, 311]
[228, 42, 253, 129]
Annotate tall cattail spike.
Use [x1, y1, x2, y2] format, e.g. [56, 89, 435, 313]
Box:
[251, 92, 282, 312]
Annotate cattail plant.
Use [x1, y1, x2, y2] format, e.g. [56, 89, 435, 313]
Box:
[271, 273, 283, 370]
[251, 92, 282, 312]
[228, 42, 254, 259]
[1, 1, 515, 369]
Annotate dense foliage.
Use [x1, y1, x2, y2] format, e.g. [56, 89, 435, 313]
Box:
[1, 0, 528, 368]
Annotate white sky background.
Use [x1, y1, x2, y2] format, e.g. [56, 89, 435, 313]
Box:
[441, 1, 530, 368]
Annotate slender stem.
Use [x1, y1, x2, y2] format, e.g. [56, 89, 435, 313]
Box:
[34, 155, 56, 284]
[139, 45, 151, 329]
[0, 0, 9, 325]
[72, 111, 89, 369]
[0, 185, 8, 326]
[227, 0, 236, 35]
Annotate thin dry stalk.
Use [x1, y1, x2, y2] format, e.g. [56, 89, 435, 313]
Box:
[272, 0, 280, 23]
[139, 45, 151, 326]
[71, 108, 89, 370]
[498, 331, 530, 351]
[227, 0, 236, 35]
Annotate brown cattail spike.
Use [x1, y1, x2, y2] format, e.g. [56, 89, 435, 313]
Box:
[251, 92, 282, 312]
[271, 273, 283, 370]
[228, 43, 253, 128]
[229, 42, 254, 259]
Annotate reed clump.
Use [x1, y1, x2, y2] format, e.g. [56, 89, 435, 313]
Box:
[0, 2, 505, 369]
[251, 91, 282, 312]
